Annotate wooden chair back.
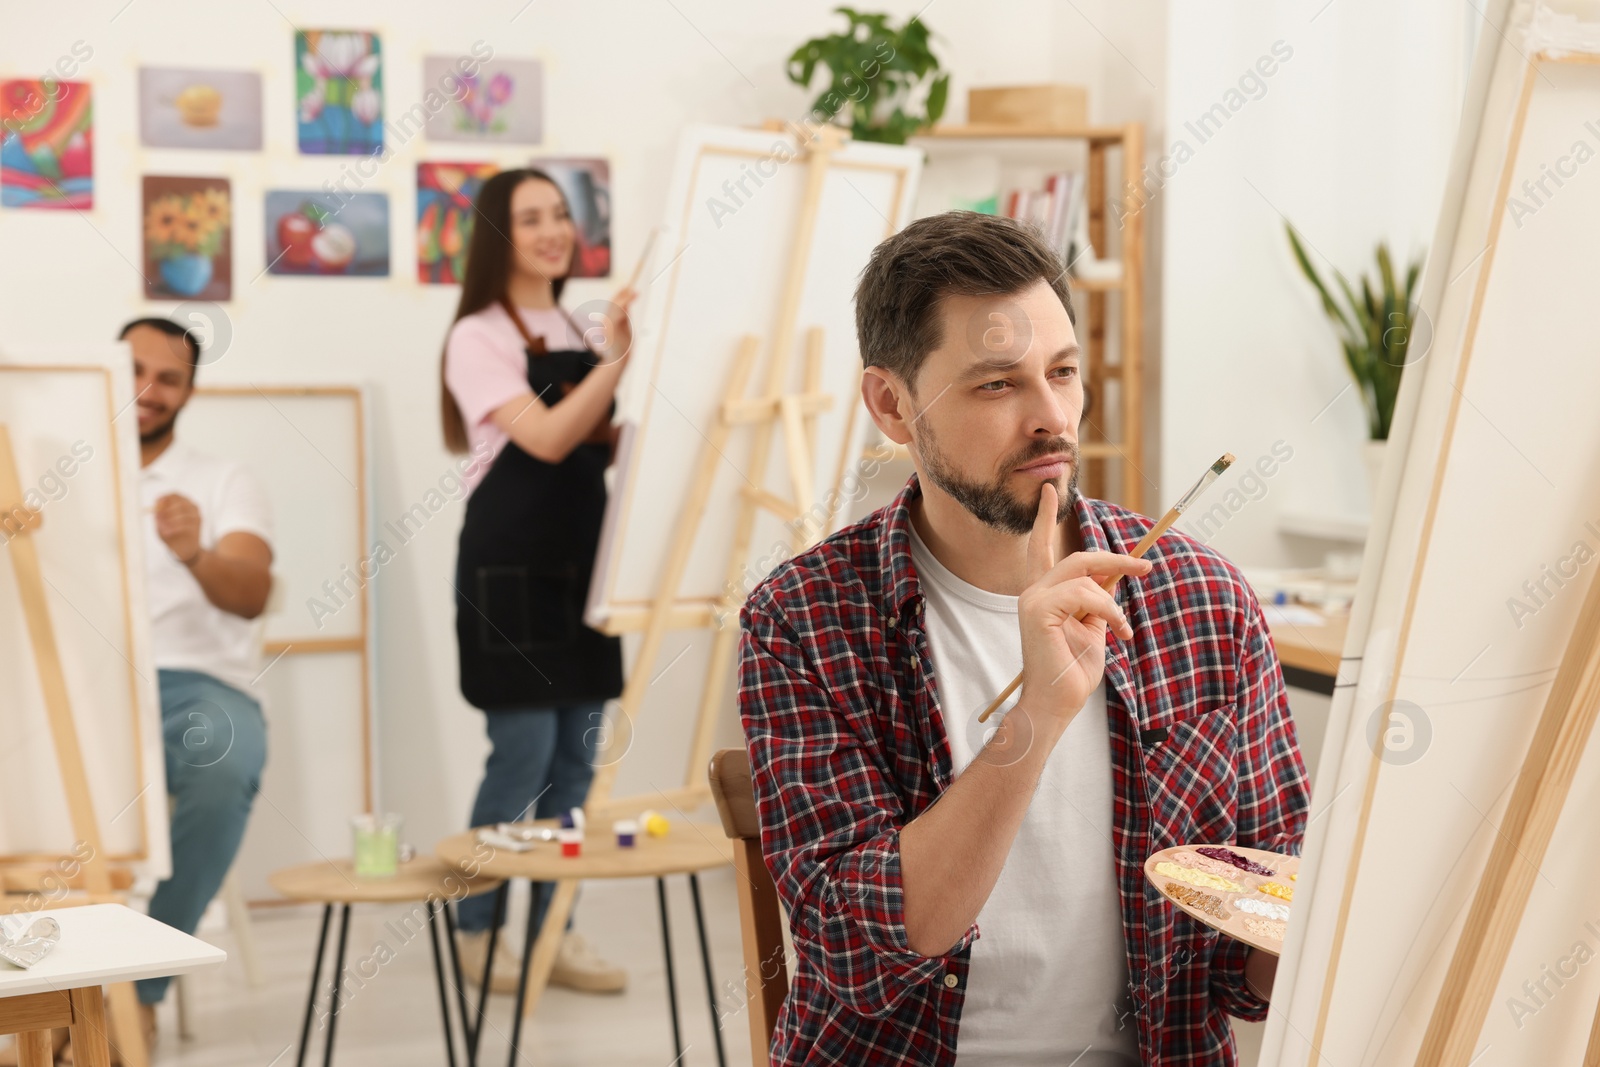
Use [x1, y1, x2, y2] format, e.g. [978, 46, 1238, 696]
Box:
[708, 747, 788, 1066]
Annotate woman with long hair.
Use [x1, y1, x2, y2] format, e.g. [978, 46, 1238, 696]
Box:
[441, 168, 633, 994]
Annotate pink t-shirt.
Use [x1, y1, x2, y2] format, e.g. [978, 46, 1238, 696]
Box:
[444, 302, 589, 493]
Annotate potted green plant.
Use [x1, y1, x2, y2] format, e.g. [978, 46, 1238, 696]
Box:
[1285, 223, 1424, 509]
[786, 6, 948, 145]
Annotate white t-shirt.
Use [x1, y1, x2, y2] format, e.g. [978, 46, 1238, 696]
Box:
[908, 520, 1140, 1066]
[140, 440, 274, 696]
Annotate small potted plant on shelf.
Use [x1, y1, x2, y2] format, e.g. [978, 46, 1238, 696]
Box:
[786, 6, 948, 145]
[1285, 223, 1425, 510]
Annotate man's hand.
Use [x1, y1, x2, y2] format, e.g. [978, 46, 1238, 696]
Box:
[1017, 482, 1152, 726]
[154, 492, 203, 565]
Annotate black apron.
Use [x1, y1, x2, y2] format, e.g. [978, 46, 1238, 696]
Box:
[453, 307, 624, 710]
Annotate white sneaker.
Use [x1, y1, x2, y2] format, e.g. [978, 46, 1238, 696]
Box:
[549, 931, 626, 994]
[456, 929, 525, 995]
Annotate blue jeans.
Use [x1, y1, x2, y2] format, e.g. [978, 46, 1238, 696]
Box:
[455, 702, 606, 933]
[137, 670, 267, 1005]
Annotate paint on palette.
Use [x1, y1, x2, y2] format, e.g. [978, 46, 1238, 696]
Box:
[1195, 845, 1277, 876]
[1233, 897, 1290, 922]
[1172, 851, 1246, 879]
[1165, 882, 1231, 921]
[1242, 916, 1287, 942]
[1154, 861, 1242, 893]
[1259, 881, 1294, 902]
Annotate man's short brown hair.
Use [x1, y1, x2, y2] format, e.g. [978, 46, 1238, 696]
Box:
[854, 210, 1075, 393]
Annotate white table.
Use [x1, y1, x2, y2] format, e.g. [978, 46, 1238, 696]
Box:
[0, 904, 225, 1066]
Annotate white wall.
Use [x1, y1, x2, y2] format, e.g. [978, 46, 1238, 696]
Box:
[1161, 0, 1474, 567]
[0, 0, 1125, 861]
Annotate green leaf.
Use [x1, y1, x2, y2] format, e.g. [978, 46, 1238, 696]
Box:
[926, 73, 949, 124]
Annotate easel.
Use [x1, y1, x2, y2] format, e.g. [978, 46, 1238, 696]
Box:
[1412, 562, 1600, 1066]
[0, 424, 150, 1067]
[510, 122, 858, 1017]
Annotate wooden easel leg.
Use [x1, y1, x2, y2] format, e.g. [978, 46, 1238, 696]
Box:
[1585, 990, 1600, 1067]
[517, 879, 580, 1018]
[1416, 568, 1600, 1066]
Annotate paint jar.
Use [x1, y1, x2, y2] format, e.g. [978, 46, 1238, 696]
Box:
[352, 813, 402, 878]
[559, 807, 587, 831]
[558, 828, 583, 858]
[613, 819, 638, 848]
[641, 810, 670, 838]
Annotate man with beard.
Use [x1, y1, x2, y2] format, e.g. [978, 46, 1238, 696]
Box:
[123, 317, 272, 1048]
[735, 212, 1308, 1066]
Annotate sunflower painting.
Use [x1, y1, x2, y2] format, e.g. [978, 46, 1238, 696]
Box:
[142, 175, 232, 300]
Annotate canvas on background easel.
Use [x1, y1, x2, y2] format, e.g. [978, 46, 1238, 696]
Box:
[0, 421, 151, 1067]
[502, 120, 921, 1017]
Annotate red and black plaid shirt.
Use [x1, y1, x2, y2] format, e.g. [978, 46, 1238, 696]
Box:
[736, 473, 1310, 1065]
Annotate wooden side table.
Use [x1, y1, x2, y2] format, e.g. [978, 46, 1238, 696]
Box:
[0, 904, 224, 1066]
[436, 822, 734, 1067]
[268, 856, 503, 1067]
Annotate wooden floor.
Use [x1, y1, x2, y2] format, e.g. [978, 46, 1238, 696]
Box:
[148, 870, 754, 1067]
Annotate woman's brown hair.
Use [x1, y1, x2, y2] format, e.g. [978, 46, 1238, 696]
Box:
[440, 168, 576, 453]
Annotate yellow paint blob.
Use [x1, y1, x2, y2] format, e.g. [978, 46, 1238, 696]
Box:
[1259, 881, 1294, 902]
[1154, 861, 1242, 893]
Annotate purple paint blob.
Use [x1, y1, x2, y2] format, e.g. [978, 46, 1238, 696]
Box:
[1195, 846, 1275, 877]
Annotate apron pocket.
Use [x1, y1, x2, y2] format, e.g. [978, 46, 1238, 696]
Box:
[472, 563, 578, 653]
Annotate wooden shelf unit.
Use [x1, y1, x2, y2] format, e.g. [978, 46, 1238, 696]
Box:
[910, 122, 1148, 514]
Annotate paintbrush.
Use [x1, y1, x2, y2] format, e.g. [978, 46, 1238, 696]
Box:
[976, 452, 1237, 723]
[622, 225, 663, 292]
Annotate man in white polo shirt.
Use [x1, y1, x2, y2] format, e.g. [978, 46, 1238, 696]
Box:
[123, 317, 273, 1046]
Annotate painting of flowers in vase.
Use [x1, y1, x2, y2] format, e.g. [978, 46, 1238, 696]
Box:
[417, 162, 497, 284]
[422, 56, 542, 144]
[297, 30, 382, 155]
[142, 176, 231, 300]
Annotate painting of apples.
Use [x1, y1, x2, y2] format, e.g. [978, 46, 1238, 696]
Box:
[265, 190, 389, 277]
[296, 29, 383, 155]
[417, 162, 496, 285]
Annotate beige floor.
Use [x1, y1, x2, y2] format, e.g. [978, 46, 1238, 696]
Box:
[148, 871, 754, 1067]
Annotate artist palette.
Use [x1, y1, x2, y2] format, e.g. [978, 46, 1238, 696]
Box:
[1143, 843, 1299, 956]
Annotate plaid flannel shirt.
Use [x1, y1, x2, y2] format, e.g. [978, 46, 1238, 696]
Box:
[736, 472, 1310, 1066]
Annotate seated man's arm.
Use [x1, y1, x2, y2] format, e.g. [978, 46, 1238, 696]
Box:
[153, 463, 274, 620]
[1211, 581, 1311, 1019]
[738, 593, 1069, 1018]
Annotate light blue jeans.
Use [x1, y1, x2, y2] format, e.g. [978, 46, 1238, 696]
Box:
[455, 703, 606, 933]
[136, 669, 267, 1005]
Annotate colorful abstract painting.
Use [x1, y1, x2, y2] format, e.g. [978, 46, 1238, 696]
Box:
[1, 79, 92, 209]
[532, 158, 610, 277]
[296, 30, 383, 155]
[422, 56, 542, 144]
[139, 68, 263, 150]
[417, 162, 497, 285]
[142, 176, 232, 301]
[265, 190, 389, 277]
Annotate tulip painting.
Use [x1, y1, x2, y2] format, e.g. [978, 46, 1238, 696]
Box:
[1, 79, 92, 209]
[296, 30, 383, 155]
[417, 162, 497, 285]
[422, 56, 543, 145]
